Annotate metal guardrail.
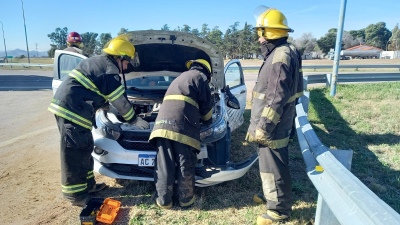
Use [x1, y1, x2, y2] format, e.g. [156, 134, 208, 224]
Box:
[0, 63, 53, 68]
[242, 64, 400, 71]
[295, 74, 400, 224]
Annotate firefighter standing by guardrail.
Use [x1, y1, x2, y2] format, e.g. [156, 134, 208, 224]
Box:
[246, 5, 303, 224]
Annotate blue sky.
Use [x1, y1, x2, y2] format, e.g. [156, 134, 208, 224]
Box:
[0, 0, 399, 52]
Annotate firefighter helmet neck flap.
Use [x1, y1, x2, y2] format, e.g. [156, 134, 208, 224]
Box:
[253, 5, 293, 40]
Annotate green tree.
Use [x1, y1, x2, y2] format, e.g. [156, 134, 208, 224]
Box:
[238, 22, 255, 59]
[388, 23, 399, 51]
[224, 22, 240, 59]
[81, 32, 99, 56]
[206, 26, 224, 56]
[348, 29, 365, 42]
[316, 28, 337, 54]
[181, 24, 191, 33]
[48, 45, 57, 58]
[117, 28, 129, 36]
[364, 22, 391, 49]
[161, 24, 170, 30]
[191, 28, 200, 37]
[200, 24, 210, 38]
[47, 27, 69, 50]
[95, 33, 112, 55]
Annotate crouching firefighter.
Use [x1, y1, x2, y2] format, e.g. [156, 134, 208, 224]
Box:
[246, 5, 303, 224]
[48, 37, 150, 206]
[149, 59, 214, 209]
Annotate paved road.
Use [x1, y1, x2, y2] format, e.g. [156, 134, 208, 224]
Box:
[0, 69, 53, 91]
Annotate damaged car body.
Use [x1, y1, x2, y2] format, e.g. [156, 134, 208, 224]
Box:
[52, 30, 258, 187]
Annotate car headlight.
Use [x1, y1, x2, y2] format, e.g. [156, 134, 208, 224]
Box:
[200, 116, 227, 143]
[93, 110, 121, 140]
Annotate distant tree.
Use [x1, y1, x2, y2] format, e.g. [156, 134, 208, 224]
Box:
[206, 26, 224, 56]
[161, 24, 170, 30]
[200, 24, 210, 38]
[95, 33, 112, 55]
[224, 22, 240, 59]
[342, 31, 360, 49]
[117, 28, 129, 36]
[48, 45, 57, 58]
[294, 32, 317, 55]
[388, 23, 399, 51]
[238, 22, 255, 59]
[81, 32, 99, 56]
[364, 22, 391, 49]
[47, 27, 69, 50]
[181, 24, 191, 33]
[317, 28, 337, 54]
[191, 28, 200, 37]
[348, 29, 365, 41]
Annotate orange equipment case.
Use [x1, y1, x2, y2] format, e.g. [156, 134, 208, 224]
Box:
[96, 198, 121, 224]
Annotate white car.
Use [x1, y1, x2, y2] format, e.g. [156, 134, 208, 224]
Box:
[52, 30, 258, 187]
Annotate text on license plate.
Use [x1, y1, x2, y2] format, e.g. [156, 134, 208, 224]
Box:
[138, 154, 155, 167]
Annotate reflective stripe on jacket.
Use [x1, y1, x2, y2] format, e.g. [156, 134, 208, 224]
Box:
[48, 55, 136, 129]
[149, 69, 213, 150]
[246, 38, 303, 149]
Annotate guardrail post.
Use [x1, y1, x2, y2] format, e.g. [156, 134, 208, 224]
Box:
[326, 74, 332, 87]
[303, 76, 309, 90]
[315, 149, 353, 225]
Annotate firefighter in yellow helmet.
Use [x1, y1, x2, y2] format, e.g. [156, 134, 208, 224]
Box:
[246, 5, 303, 224]
[149, 59, 213, 209]
[48, 37, 149, 207]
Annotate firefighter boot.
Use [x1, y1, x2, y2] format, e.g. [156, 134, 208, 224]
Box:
[253, 193, 267, 204]
[88, 182, 107, 194]
[257, 210, 289, 225]
[179, 196, 195, 208]
[70, 195, 90, 207]
[156, 199, 173, 209]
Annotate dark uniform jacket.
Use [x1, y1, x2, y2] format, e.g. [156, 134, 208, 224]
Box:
[246, 38, 303, 149]
[48, 55, 136, 130]
[149, 69, 213, 150]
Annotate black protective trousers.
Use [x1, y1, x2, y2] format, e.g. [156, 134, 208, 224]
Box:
[258, 144, 292, 216]
[55, 116, 95, 201]
[154, 138, 197, 206]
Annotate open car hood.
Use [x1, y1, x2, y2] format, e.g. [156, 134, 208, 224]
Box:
[122, 30, 225, 89]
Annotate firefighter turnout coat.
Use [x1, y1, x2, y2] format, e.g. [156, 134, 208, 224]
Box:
[48, 54, 137, 129]
[246, 38, 303, 149]
[149, 69, 213, 150]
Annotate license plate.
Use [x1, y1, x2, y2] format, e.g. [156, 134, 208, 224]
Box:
[138, 154, 155, 167]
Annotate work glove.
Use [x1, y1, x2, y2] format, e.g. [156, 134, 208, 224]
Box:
[120, 117, 150, 131]
[130, 117, 150, 130]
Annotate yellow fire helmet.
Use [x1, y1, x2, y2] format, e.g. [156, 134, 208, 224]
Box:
[185, 59, 212, 75]
[103, 36, 140, 66]
[253, 5, 294, 40]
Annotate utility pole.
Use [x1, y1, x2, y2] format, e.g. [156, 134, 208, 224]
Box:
[35, 43, 38, 57]
[21, 0, 30, 63]
[0, 21, 8, 63]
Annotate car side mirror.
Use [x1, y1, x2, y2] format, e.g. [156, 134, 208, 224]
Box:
[224, 85, 240, 109]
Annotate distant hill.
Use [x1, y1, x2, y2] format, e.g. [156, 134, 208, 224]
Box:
[0, 48, 49, 58]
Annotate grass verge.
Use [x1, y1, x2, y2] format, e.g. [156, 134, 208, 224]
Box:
[86, 82, 399, 225]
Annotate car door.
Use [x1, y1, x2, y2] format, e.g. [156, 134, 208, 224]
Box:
[224, 59, 246, 132]
[52, 50, 87, 95]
